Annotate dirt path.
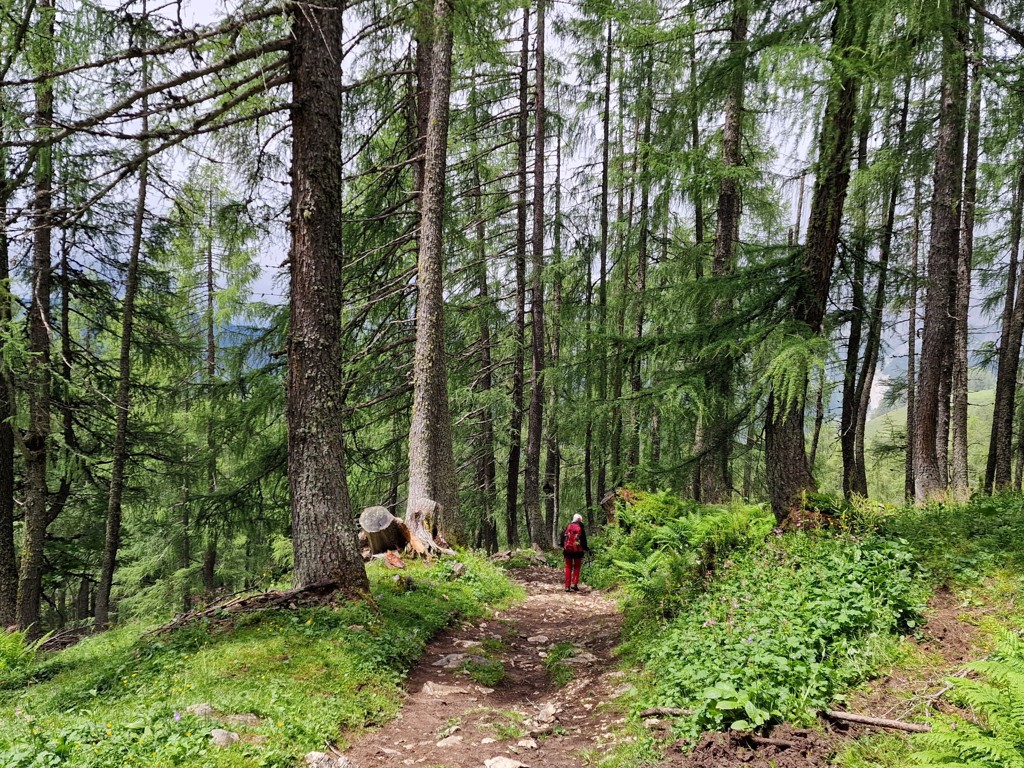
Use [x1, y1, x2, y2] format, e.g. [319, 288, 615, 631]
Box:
[342, 565, 627, 768]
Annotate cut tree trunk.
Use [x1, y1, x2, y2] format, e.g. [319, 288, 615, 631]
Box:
[405, 499, 456, 557]
[360, 506, 409, 554]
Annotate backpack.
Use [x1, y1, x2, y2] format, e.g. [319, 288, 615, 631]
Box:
[563, 522, 584, 554]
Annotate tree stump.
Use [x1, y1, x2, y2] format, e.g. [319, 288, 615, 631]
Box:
[359, 506, 408, 555]
[405, 498, 456, 557]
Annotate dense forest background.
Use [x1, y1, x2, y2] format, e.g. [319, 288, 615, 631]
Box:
[0, 0, 1023, 632]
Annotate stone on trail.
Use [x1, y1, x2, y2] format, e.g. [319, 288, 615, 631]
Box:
[209, 729, 239, 747]
[304, 753, 357, 768]
[484, 758, 530, 768]
[186, 703, 214, 717]
[433, 653, 468, 667]
[436, 734, 463, 748]
[526, 635, 549, 644]
[421, 681, 469, 696]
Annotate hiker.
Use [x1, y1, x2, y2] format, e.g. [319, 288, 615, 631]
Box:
[560, 513, 588, 593]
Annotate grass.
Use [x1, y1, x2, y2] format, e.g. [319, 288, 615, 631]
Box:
[0, 554, 522, 768]
[543, 642, 579, 687]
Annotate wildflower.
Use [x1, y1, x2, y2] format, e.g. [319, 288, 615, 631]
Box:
[173, 712, 181, 721]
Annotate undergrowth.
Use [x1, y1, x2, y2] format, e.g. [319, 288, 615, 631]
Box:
[590, 489, 926, 739]
[0, 553, 521, 768]
[910, 629, 1024, 767]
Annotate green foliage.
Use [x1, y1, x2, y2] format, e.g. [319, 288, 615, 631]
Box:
[910, 632, 1024, 768]
[0, 631, 50, 686]
[632, 531, 925, 736]
[543, 642, 579, 687]
[0, 555, 521, 768]
[587, 490, 774, 618]
[458, 658, 506, 687]
[885, 495, 1024, 586]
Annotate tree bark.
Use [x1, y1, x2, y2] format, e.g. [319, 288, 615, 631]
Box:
[287, 0, 369, 591]
[697, 0, 746, 504]
[525, 0, 547, 548]
[407, 0, 463, 544]
[989, 169, 1024, 491]
[914, 0, 969, 503]
[841, 121, 870, 499]
[951, 13, 982, 499]
[596, 18, 613, 508]
[853, 79, 912, 497]
[471, 127, 498, 554]
[906, 180, 922, 501]
[18, 0, 56, 632]
[506, 5, 530, 547]
[544, 121, 563, 548]
[95, 75, 150, 630]
[360, 506, 408, 554]
[0, 130, 15, 627]
[765, 0, 859, 522]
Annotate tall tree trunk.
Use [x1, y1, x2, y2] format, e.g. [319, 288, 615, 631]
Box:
[287, 0, 369, 590]
[853, 79, 912, 497]
[203, 194, 218, 587]
[525, 0, 547, 548]
[914, 0, 969, 502]
[0, 176, 14, 628]
[905, 180, 922, 500]
[629, 58, 654, 474]
[951, 12, 983, 499]
[544, 121, 563, 547]
[407, 0, 463, 544]
[18, 0, 56, 632]
[95, 77, 150, 630]
[765, 0, 860, 522]
[472, 147, 498, 554]
[841, 122, 869, 499]
[697, 0, 746, 503]
[989, 169, 1024, 491]
[596, 18, 613, 506]
[506, 7, 529, 547]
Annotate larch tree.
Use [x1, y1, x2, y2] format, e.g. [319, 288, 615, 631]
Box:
[287, 0, 369, 590]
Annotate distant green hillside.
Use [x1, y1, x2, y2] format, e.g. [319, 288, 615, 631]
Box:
[818, 389, 995, 502]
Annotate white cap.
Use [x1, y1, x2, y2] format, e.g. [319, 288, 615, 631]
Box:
[572, 514, 583, 523]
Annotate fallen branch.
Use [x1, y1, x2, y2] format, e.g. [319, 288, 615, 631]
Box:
[639, 707, 693, 718]
[747, 735, 798, 749]
[147, 581, 340, 635]
[824, 709, 932, 733]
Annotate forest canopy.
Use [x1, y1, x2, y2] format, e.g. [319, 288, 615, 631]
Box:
[0, 0, 1022, 632]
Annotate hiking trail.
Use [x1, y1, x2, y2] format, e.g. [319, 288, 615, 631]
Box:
[342, 565, 627, 767]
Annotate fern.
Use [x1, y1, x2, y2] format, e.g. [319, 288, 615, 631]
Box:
[911, 640, 1024, 768]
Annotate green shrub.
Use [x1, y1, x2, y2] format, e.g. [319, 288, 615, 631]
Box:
[586, 490, 774, 617]
[639, 532, 925, 736]
[886, 494, 1024, 586]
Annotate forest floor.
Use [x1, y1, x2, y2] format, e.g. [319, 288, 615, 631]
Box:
[340, 566, 1012, 768]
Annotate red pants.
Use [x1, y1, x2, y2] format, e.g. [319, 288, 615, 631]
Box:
[564, 557, 582, 588]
